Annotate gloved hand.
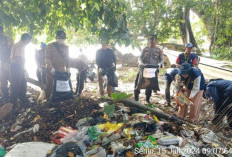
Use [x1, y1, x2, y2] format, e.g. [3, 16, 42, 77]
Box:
[51, 68, 55, 74]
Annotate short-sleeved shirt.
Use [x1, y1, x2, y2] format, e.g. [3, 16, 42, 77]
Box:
[140, 46, 163, 65]
[176, 53, 197, 67]
[69, 58, 88, 72]
[45, 42, 69, 72]
[35, 49, 46, 67]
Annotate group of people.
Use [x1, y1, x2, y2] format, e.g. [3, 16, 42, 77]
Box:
[135, 35, 231, 128]
[0, 28, 117, 106]
[0, 26, 231, 128]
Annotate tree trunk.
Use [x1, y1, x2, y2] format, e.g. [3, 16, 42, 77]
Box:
[185, 7, 201, 55]
[179, 7, 187, 45]
[119, 99, 183, 124]
[211, 0, 219, 54]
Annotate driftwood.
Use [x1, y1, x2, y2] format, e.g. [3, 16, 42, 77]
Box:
[119, 99, 183, 124]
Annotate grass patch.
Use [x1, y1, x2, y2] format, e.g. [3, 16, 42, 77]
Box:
[120, 71, 138, 82]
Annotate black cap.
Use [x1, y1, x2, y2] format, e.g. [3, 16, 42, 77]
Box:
[56, 30, 66, 39]
[21, 33, 32, 41]
[180, 63, 192, 75]
[149, 34, 157, 40]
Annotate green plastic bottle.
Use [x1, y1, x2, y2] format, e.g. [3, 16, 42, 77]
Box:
[0, 144, 6, 157]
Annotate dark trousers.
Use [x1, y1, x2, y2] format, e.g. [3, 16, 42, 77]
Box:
[134, 72, 152, 102]
[75, 70, 87, 95]
[36, 67, 46, 84]
[165, 79, 172, 105]
[0, 67, 9, 100]
[213, 95, 232, 127]
[9, 63, 27, 104]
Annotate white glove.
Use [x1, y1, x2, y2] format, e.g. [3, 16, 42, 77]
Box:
[51, 68, 55, 74]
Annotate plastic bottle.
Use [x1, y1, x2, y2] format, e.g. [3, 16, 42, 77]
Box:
[0, 144, 6, 157]
[102, 133, 121, 146]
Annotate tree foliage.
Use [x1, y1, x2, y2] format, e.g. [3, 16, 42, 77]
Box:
[0, 0, 130, 44]
[0, 0, 231, 58]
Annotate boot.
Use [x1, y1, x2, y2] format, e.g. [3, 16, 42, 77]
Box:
[134, 93, 139, 101]
[146, 95, 150, 104]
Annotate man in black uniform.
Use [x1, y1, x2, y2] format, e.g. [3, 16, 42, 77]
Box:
[96, 42, 116, 97]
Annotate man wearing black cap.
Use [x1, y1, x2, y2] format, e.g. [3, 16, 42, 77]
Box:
[134, 34, 163, 103]
[45, 30, 70, 99]
[10, 33, 31, 106]
[177, 63, 205, 123]
[96, 42, 116, 96]
[176, 43, 198, 67]
[0, 26, 14, 102]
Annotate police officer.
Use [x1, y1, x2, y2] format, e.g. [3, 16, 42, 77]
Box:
[10, 33, 31, 105]
[204, 79, 232, 128]
[69, 58, 88, 96]
[176, 43, 198, 67]
[35, 42, 47, 84]
[45, 30, 70, 100]
[134, 34, 163, 103]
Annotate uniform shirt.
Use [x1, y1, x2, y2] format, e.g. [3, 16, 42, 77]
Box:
[96, 48, 116, 69]
[45, 41, 69, 72]
[10, 41, 26, 65]
[140, 46, 163, 65]
[35, 49, 46, 68]
[176, 53, 197, 67]
[165, 68, 180, 81]
[206, 79, 232, 105]
[181, 67, 205, 98]
[69, 58, 88, 72]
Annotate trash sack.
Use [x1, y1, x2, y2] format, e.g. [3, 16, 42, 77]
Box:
[0, 103, 13, 120]
[5, 142, 55, 157]
[135, 64, 160, 90]
[107, 69, 118, 87]
[100, 66, 118, 87]
[86, 71, 95, 82]
[46, 142, 83, 157]
[50, 71, 74, 102]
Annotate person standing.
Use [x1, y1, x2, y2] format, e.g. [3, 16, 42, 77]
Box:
[69, 58, 88, 96]
[35, 42, 47, 84]
[45, 30, 70, 100]
[177, 63, 205, 123]
[176, 43, 198, 67]
[204, 79, 232, 128]
[9, 33, 31, 105]
[134, 34, 163, 103]
[0, 26, 14, 102]
[96, 42, 116, 97]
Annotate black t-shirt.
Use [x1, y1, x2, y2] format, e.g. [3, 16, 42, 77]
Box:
[96, 48, 116, 69]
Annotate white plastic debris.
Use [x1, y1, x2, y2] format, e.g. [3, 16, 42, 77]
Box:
[5, 142, 56, 157]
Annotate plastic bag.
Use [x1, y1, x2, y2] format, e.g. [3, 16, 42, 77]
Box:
[50, 71, 74, 102]
[107, 68, 118, 87]
[46, 142, 83, 157]
[135, 64, 160, 90]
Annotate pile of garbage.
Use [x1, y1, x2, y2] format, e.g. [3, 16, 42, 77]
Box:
[1, 95, 232, 157]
